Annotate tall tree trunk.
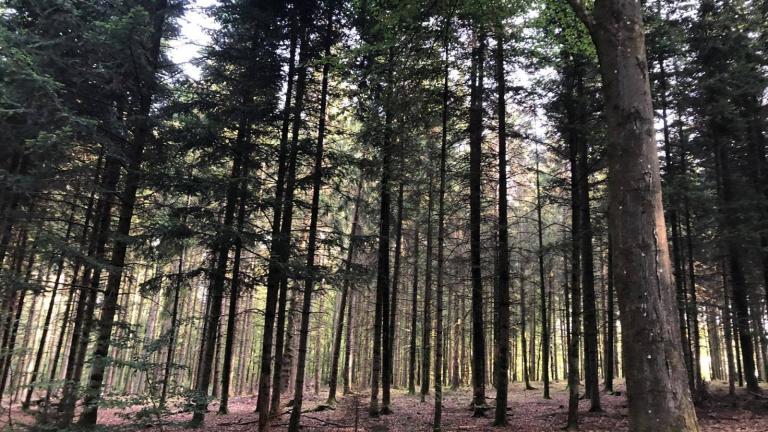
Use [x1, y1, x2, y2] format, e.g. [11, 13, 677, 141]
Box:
[219, 146, 251, 414]
[434, 25, 450, 430]
[564, 58, 582, 428]
[567, 0, 699, 429]
[468, 30, 487, 416]
[420, 179, 434, 402]
[251, 3, 297, 423]
[408, 219, 420, 395]
[721, 262, 737, 395]
[535, 148, 550, 400]
[22, 207, 75, 409]
[160, 245, 185, 408]
[493, 27, 511, 426]
[657, 53, 696, 397]
[188, 104, 250, 427]
[520, 260, 534, 391]
[575, 102, 600, 411]
[58, 151, 121, 428]
[604, 234, 615, 393]
[387, 180, 404, 395]
[327, 181, 362, 404]
[370, 103, 393, 416]
[267, 18, 303, 417]
[258, 7, 307, 427]
[288, 9, 332, 426]
[78, 3, 168, 425]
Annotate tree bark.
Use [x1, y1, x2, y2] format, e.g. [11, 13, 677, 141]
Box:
[566, 0, 699, 429]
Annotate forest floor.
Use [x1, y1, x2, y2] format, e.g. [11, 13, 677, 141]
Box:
[4, 381, 768, 431]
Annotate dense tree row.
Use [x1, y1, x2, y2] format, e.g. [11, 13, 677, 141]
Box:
[0, 0, 766, 431]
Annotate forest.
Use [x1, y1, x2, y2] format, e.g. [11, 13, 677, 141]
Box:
[1, 0, 767, 430]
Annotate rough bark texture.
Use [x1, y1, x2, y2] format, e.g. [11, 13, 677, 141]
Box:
[566, 0, 700, 429]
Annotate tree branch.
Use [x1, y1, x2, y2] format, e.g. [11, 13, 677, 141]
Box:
[565, 0, 595, 33]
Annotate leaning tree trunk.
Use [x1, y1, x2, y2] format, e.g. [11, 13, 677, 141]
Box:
[566, 0, 699, 429]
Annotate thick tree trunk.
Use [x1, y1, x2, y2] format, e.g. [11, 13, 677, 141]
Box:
[567, 0, 700, 429]
[657, 54, 696, 397]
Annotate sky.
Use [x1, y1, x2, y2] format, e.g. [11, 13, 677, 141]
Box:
[169, 0, 218, 80]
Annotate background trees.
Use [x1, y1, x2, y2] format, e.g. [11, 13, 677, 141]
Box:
[0, 0, 766, 431]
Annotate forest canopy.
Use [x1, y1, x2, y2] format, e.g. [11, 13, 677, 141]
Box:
[0, 0, 766, 431]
